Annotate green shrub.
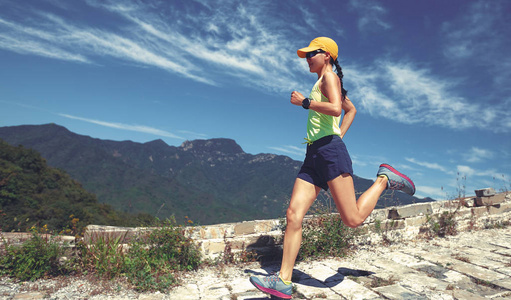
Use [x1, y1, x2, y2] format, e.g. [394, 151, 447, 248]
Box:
[77, 217, 202, 292]
[299, 213, 357, 259]
[423, 210, 458, 238]
[78, 232, 127, 278]
[123, 218, 201, 291]
[0, 232, 68, 281]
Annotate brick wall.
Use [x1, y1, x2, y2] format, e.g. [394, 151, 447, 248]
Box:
[80, 191, 511, 260]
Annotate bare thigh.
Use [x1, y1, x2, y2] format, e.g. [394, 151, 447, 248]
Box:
[327, 173, 361, 227]
[287, 178, 322, 224]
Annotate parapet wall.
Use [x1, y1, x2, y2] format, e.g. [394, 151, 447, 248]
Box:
[82, 190, 511, 260]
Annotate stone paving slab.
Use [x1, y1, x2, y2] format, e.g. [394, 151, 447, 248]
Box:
[451, 245, 510, 265]
[294, 278, 341, 299]
[372, 283, 426, 300]
[329, 278, 381, 300]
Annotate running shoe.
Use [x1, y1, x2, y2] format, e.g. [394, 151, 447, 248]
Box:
[249, 273, 293, 299]
[377, 164, 416, 196]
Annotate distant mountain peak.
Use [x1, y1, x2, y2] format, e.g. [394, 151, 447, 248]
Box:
[179, 138, 244, 155]
[144, 139, 168, 147]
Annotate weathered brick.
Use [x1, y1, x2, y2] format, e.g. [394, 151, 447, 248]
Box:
[487, 203, 511, 215]
[476, 193, 506, 206]
[234, 221, 257, 235]
[471, 206, 488, 218]
[475, 187, 496, 197]
[388, 203, 433, 219]
[405, 215, 428, 227]
[203, 241, 226, 255]
[378, 219, 406, 230]
[255, 220, 281, 232]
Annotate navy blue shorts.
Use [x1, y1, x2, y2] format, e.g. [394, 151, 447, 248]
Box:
[297, 135, 353, 191]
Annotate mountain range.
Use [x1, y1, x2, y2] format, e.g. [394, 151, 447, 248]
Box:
[0, 124, 433, 225]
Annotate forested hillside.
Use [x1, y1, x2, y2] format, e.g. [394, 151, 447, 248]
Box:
[0, 139, 153, 232]
[0, 124, 434, 226]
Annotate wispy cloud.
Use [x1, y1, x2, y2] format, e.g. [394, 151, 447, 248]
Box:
[416, 185, 447, 200]
[463, 147, 494, 163]
[456, 165, 504, 179]
[349, 0, 391, 32]
[0, 0, 307, 93]
[348, 60, 509, 132]
[0, 17, 90, 63]
[177, 130, 208, 139]
[441, 0, 511, 95]
[59, 113, 184, 139]
[405, 157, 453, 175]
[268, 145, 305, 158]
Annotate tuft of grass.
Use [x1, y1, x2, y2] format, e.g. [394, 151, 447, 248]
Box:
[299, 213, 358, 259]
[77, 231, 127, 278]
[452, 253, 470, 263]
[421, 203, 460, 239]
[280, 192, 360, 260]
[373, 219, 396, 246]
[368, 275, 397, 288]
[110, 217, 202, 292]
[0, 230, 69, 281]
[484, 218, 511, 229]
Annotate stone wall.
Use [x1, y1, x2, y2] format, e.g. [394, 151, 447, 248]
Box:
[80, 190, 511, 260]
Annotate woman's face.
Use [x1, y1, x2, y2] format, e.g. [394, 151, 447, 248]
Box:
[306, 50, 327, 73]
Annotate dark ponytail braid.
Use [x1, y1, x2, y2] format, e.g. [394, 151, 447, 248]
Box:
[331, 58, 348, 99]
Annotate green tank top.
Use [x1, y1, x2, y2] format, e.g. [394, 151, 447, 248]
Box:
[306, 76, 341, 142]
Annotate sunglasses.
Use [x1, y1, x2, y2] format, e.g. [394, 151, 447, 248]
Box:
[306, 49, 325, 59]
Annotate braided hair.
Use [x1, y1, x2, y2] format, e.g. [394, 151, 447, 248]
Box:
[331, 58, 348, 99]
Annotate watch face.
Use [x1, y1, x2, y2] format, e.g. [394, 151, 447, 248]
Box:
[303, 98, 310, 109]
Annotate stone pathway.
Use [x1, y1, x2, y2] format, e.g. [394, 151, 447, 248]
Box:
[2, 227, 511, 299]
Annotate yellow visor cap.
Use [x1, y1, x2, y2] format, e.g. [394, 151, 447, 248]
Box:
[297, 37, 338, 61]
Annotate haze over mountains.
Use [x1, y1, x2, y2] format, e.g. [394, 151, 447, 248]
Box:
[0, 124, 433, 225]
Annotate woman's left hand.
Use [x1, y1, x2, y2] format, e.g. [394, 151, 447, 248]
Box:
[290, 91, 305, 106]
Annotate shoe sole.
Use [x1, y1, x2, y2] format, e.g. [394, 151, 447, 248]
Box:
[380, 163, 416, 195]
[250, 277, 292, 299]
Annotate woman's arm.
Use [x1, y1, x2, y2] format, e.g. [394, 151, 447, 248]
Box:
[290, 72, 342, 117]
[339, 96, 356, 138]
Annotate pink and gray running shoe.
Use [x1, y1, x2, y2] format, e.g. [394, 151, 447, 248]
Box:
[249, 273, 292, 299]
[377, 164, 416, 196]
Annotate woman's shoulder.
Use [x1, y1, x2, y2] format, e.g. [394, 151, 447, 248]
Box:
[321, 70, 339, 81]
[320, 71, 340, 88]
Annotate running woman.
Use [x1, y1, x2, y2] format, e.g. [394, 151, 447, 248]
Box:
[249, 37, 415, 299]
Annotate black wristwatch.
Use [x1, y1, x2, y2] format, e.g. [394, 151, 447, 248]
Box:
[302, 97, 311, 109]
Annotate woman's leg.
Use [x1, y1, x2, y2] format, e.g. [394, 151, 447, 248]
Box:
[328, 173, 387, 228]
[279, 178, 321, 282]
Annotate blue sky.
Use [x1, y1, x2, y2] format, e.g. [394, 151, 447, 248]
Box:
[1, 0, 510, 200]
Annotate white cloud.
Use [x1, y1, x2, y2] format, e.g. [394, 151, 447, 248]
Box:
[0, 0, 307, 92]
[59, 114, 184, 139]
[349, 0, 391, 32]
[347, 60, 509, 132]
[0, 17, 90, 63]
[441, 0, 511, 94]
[464, 147, 493, 163]
[268, 145, 305, 158]
[416, 185, 446, 200]
[456, 165, 502, 179]
[457, 165, 475, 177]
[405, 157, 452, 174]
